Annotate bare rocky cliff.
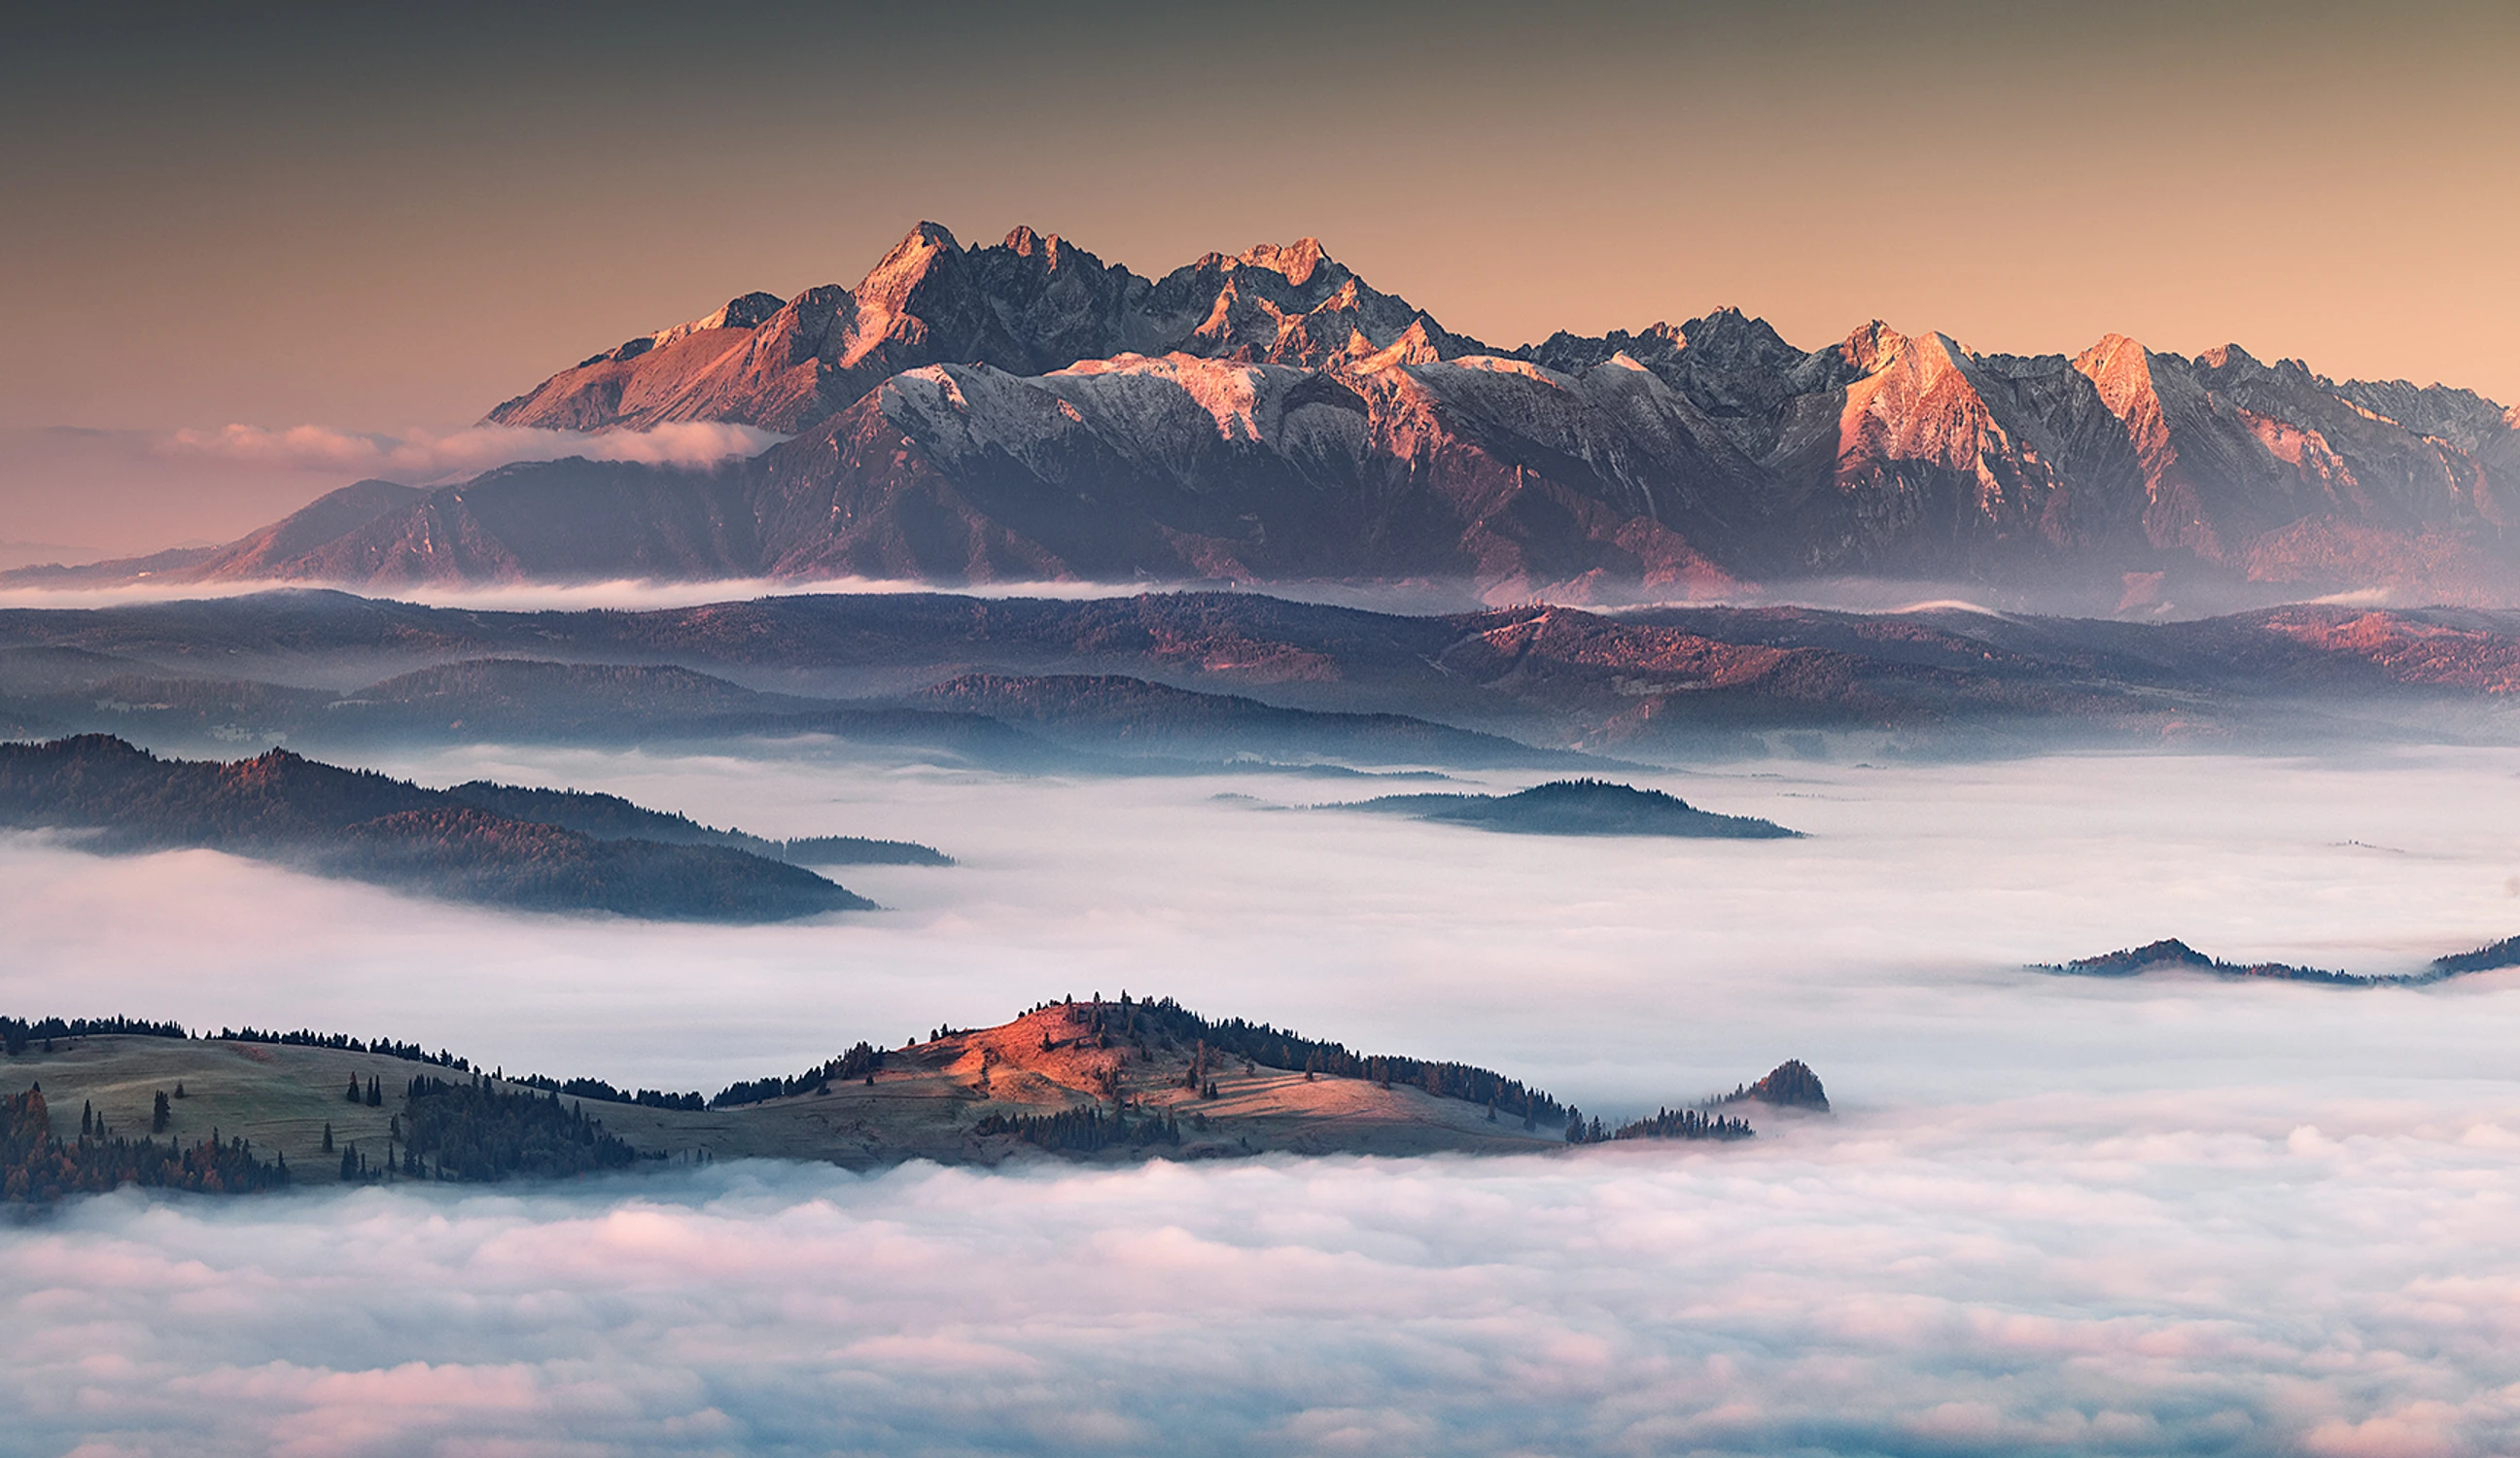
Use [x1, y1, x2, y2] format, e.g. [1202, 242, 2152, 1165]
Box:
[38, 223, 2520, 606]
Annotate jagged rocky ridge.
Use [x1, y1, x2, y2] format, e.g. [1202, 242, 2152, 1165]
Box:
[25, 224, 2520, 606]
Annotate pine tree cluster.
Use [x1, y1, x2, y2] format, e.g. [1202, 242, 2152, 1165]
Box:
[710, 1041, 888, 1108]
[1, 1087, 288, 1201]
[1596, 1106, 1755, 1142]
[497, 1073, 704, 1110]
[970, 1105, 1181, 1154]
[1055, 993, 1569, 1126]
[1, 1015, 187, 1056]
[218, 1027, 470, 1068]
[399, 1074, 637, 1181]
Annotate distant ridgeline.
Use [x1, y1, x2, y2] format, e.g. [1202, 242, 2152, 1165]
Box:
[0, 995, 1830, 1200]
[439, 781, 954, 867]
[2034, 936, 2520, 987]
[1324, 780, 1800, 839]
[0, 735, 946, 920]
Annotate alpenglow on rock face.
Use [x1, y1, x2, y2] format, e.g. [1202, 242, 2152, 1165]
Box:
[482, 225, 1474, 434]
[32, 223, 2520, 606]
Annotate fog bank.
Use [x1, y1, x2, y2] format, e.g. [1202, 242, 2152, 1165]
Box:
[3, 747, 2516, 1111]
[6, 746, 2520, 1453]
[10, 1100, 2520, 1456]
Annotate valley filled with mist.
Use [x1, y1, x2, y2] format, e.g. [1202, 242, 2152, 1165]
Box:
[14, 3, 2520, 1451]
[8, 717, 2520, 1452]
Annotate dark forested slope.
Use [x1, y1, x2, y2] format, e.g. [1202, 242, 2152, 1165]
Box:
[1327, 780, 1800, 839]
[0, 735, 872, 920]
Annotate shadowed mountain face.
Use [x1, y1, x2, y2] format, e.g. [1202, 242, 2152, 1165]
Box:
[25, 224, 2520, 606]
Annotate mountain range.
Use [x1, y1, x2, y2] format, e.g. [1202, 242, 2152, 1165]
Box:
[5, 588, 2517, 761]
[19, 223, 2520, 606]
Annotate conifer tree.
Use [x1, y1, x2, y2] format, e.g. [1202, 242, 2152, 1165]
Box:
[344, 1076, 361, 1103]
[153, 1091, 171, 1133]
[321, 1122, 332, 1153]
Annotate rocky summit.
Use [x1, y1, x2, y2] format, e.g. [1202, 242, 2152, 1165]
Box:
[30, 223, 2520, 607]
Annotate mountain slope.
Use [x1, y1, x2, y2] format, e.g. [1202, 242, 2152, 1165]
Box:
[0, 735, 871, 920]
[16, 588, 2520, 762]
[484, 225, 1478, 434]
[20, 221, 2520, 605]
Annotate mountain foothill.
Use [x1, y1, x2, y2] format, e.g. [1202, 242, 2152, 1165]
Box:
[8, 588, 2520, 764]
[19, 223, 2519, 608]
[0, 994, 1825, 1200]
[0, 734, 902, 920]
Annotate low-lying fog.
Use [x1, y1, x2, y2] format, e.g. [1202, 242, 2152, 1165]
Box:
[6, 747, 2516, 1107]
[6, 746, 2520, 1454]
[0, 569, 2392, 621]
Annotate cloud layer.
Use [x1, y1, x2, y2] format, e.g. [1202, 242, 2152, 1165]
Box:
[5, 747, 2520, 1453]
[10, 1103, 2520, 1457]
[5, 746, 2514, 1106]
[163, 421, 787, 481]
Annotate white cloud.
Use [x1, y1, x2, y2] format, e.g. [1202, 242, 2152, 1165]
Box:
[161, 421, 788, 481]
[0, 576, 1242, 612]
[7, 1110, 2520, 1456]
[5, 748, 2520, 1452]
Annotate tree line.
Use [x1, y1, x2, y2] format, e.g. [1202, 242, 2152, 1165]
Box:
[970, 1105, 1180, 1154]
[399, 1073, 637, 1181]
[1046, 992, 1572, 1127]
[2, 1015, 187, 1056]
[2, 1086, 289, 1201]
[1572, 1105, 1755, 1143]
[219, 1026, 472, 1068]
[711, 1041, 888, 1107]
[499, 1072, 705, 1111]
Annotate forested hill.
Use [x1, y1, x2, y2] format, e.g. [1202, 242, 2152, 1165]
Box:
[0, 735, 873, 920]
[2032, 936, 2520, 986]
[1328, 780, 1800, 839]
[3, 995, 1825, 1199]
[440, 781, 953, 866]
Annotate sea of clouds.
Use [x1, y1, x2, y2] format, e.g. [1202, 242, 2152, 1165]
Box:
[162, 421, 788, 481]
[13, 1109, 2520, 1458]
[4, 746, 2520, 1454]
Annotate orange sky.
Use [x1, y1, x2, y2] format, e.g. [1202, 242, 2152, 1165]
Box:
[3, 0, 2516, 554]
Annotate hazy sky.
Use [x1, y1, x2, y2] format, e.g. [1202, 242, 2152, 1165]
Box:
[3, 0, 2516, 551]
